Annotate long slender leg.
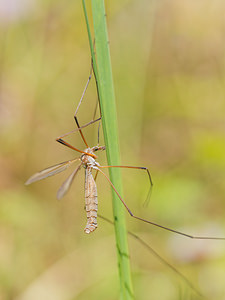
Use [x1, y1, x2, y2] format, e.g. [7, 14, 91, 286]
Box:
[56, 138, 96, 158]
[97, 121, 101, 145]
[57, 54, 101, 148]
[100, 165, 153, 186]
[127, 231, 202, 297]
[99, 165, 153, 205]
[56, 118, 101, 140]
[89, 39, 100, 122]
[73, 59, 101, 148]
[74, 116, 89, 148]
[98, 214, 202, 297]
[56, 59, 101, 148]
[91, 46, 102, 119]
[73, 62, 93, 148]
[97, 168, 225, 240]
[74, 60, 93, 118]
[92, 97, 99, 122]
[94, 169, 99, 181]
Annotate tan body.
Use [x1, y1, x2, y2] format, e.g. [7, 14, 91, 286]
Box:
[84, 167, 98, 233]
[81, 147, 101, 234]
[25, 145, 104, 234]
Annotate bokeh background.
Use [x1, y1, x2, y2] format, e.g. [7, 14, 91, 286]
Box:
[1, 0, 225, 299]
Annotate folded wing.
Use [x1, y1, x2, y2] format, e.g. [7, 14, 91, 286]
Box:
[25, 158, 79, 185]
[57, 163, 82, 200]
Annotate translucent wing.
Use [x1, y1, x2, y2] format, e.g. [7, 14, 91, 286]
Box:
[25, 158, 79, 185]
[57, 163, 82, 200]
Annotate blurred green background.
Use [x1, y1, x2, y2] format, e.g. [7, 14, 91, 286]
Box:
[1, 0, 225, 299]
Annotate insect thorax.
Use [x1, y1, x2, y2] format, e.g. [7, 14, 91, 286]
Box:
[81, 148, 97, 168]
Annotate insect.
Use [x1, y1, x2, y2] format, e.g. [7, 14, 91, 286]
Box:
[25, 64, 152, 233]
[25, 64, 225, 240]
[25, 67, 225, 299]
[25, 116, 152, 233]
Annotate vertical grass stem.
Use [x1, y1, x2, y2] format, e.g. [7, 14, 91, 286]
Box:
[82, 1, 134, 298]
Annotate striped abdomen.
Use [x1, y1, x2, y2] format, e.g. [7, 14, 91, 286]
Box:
[84, 167, 98, 234]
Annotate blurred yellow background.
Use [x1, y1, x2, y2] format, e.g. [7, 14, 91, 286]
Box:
[0, 0, 225, 299]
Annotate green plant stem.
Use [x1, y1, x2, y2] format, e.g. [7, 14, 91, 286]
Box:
[82, 0, 134, 299]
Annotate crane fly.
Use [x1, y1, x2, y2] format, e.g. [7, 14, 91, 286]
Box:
[25, 63, 153, 233]
[26, 144, 104, 233]
[25, 65, 225, 298]
[25, 115, 152, 234]
[25, 63, 225, 240]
